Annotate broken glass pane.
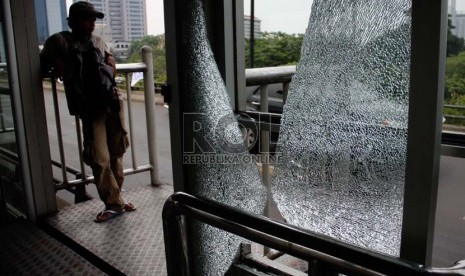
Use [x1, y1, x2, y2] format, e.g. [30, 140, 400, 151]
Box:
[182, 0, 266, 274]
[272, 0, 411, 257]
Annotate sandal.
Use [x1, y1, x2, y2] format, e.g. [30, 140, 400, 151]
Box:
[124, 202, 137, 212]
[94, 209, 123, 223]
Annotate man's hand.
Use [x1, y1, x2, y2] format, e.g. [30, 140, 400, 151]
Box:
[51, 60, 65, 79]
[106, 55, 117, 77]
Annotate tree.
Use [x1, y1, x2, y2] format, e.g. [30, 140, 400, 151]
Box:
[126, 35, 167, 83]
[447, 17, 464, 57]
[445, 51, 465, 100]
[245, 32, 304, 68]
[444, 50, 465, 125]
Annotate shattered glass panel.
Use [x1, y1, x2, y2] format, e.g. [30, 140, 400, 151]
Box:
[182, 0, 266, 274]
[272, 0, 411, 256]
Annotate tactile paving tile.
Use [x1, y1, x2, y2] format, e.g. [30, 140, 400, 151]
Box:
[0, 221, 104, 276]
[45, 185, 173, 276]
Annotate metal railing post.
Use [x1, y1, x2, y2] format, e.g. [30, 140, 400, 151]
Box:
[283, 81, 290, 105]
[74, 116, 88, 202]
[259, 84, 270, 195]
[260, 84, 272, 256]
[51, 77, 68, 184]
[125, 72, 138, 169]
[75, 117, 86, 179]
[141, 46, 160, 186]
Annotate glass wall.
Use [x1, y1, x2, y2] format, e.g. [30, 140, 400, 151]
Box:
[242, 0, 462, 267]
[167, 0, 449, 271]
[272, 0, 410, 257]
[444, 0, 465, 135]
[0, 10, 26, 222]
[433, 0, 465, 266]
[179, 0, 266, 274]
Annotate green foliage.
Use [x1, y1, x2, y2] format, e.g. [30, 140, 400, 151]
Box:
[355, 23, 411, 103]
[124, 32, 305, 81]
[445, 52, 465, 125]
[442, 16, 465, 126]
[447, 17, 465, 57]
[445, 52, 465, 101]
[245, 32, 304, 68]
[444, 95, 465, 125]
[126, 35, 167, 83]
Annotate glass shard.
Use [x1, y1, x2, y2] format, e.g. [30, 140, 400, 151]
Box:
[182, 0, 266, 274]
[272, 0, 411, 256]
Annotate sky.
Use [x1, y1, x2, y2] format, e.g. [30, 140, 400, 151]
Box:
[146, 0, 465, 36]
[146, 0, 313, 35]
[453, 0, 465, 13]
[68, 0, 465, 36]
[146, 0, 465, 35]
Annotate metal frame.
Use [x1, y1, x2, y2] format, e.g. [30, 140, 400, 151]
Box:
[164, 0, 185, 192]
[3, 0, 55, 221]
[164, 0, 449, 269]
[441, 132, 465, 158]
[164, 0, 245, 192]
[204, 0, 238, 106]
[234, 0, 247, 112]
[163, 0, 246, 272]
[163, 192, 465, 276]
[401, 0, 447, 265]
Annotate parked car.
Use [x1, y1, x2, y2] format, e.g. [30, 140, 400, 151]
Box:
[239, 83, 285, 154]
[115, 76, 125, 84]
[245, 83, 285, 113]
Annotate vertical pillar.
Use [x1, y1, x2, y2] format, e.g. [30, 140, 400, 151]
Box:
[142, 46, 160, 186]
[400, 0, 447, 265]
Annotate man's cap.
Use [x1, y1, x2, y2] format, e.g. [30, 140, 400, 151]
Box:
[68, 1, 104, 20]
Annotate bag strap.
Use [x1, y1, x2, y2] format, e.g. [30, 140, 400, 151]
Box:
[100, 64, 117, 86]
[59, 31, 74, 44]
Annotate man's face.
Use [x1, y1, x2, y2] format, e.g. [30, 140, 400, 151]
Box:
[76, 16, 96, 37]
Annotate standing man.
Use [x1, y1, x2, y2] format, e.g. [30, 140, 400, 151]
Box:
[41, 1, 136, 222]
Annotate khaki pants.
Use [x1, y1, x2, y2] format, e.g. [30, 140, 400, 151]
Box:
[82, 100, 129, 212]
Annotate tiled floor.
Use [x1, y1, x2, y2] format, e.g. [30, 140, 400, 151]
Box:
[41, 176, 465, 275]
[0, 220, 104, 276]
[45, 184, 173, 276]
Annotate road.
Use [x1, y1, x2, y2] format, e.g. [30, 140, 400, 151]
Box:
[42, 87, 464, 267]
[434, 155, 465, 266]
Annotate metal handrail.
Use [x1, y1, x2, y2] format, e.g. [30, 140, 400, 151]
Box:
[47, 47, 160, 196]
[244, 67, 465, 127]
[245, 65, 295, 112]
[445, 105, 465, 111]
[245, 65, 296, 86]
[444, 105, 465, 123]
[0, 62, 14, 132]
[163, 192, 465, 276]
[244, 66, 294, 255]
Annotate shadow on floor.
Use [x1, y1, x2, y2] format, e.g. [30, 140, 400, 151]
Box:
[44, 184, 173, 276]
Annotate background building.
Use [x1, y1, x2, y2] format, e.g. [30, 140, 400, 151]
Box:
[451, 14, 465, 39]
[93, 22, 113, 43]
[34, 0, 68, 44]
[244, 15, 261, 39]
[77, 0, 148, 42]
[108, 41, 131, 60]
[449, 0, 465, 39]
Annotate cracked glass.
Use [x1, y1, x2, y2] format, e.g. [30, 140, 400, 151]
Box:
[182, 0, 266, 274]
[272, 0, 411, 257]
